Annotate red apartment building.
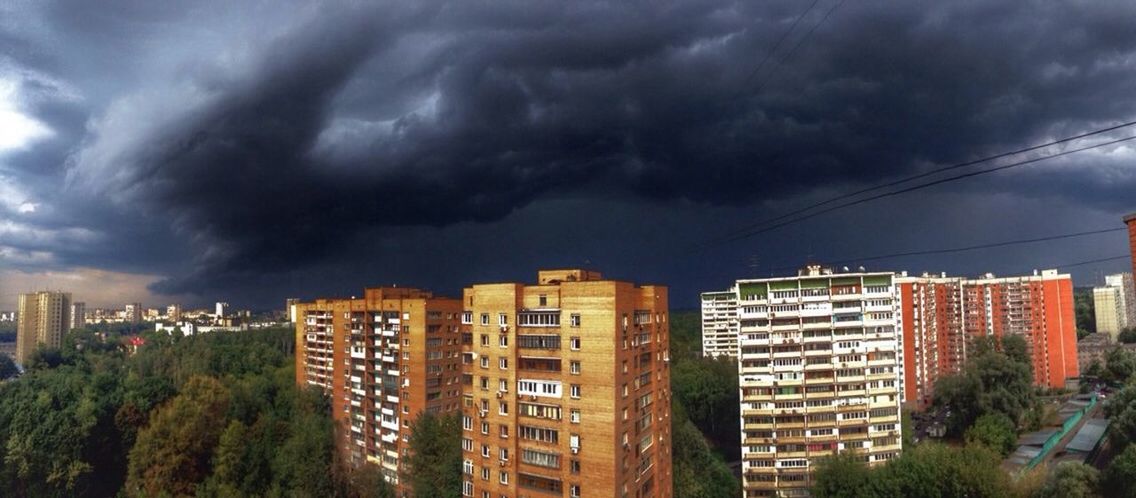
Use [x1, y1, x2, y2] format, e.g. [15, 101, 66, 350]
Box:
[898, 270, 1078, 409]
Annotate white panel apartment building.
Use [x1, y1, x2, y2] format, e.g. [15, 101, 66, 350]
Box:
[706, 266, 904, 497]
[701, 290, 739, 358]
[1095, 273, 1136, 338]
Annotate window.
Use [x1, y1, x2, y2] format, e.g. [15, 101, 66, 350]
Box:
[520, 425, 559, 443]
[499, 335, 508, 347]
[570, 314, 581, 327]
[519, 402, 562, 420]
[481, 422, 489, 434]
[499, 448, 509, 461]
[521, 448, 561, 469]
[462, 311, 473, 324]
[570, 409, 581, 424]
[481, 313, 489, 325]
[519, 311, 560, 327]
[569, 337, 581, 350]
[539, 294, 547, 307]
[499, 471, 509, 484]
[499, 425, 509, 438]
[499, 313, 508, 326]
[570, 361, 581, 374]
[499, 358, 508, 370]
[463, 415, 472, 430]
[499, 402, 509, 415]
[482, 444, 490, 457]
[570, 460, 581, 474]
[481, 334, 489, 346]
[499, 379, 508, 392]
[480, 357, 489, 369]
[570, 385, 581, 398]
[570, 485, 581, 498]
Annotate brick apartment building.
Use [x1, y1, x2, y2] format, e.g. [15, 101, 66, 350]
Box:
[459, 269, 672, 498]
[294, 287, 464, 492]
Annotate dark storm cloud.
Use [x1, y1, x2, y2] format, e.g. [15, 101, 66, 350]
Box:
[3, 0, 1136, 301]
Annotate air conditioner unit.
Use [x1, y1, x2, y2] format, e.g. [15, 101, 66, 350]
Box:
[570, 447, 579, 454]
[479, 410, 487, 418]
[529, 395, 537, 401]
[499, 459, 507, 467]
[495, 392, 503, 399]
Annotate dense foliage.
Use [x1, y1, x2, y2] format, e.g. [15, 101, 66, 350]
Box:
[932, 336, 1038, 436]
[1075, 288, 1096, 336]
[405, 412, 462, 498]
[0, 326, 372, 497]
[668, 311, 740, 496]
[812, 443, 1013, 498]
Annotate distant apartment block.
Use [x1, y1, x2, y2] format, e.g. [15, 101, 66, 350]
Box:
[1094, 273, 1135, 338]
[460, 269, 672, 498]
[705, 267, 1079, 412]
[963, 270, 1077, 389]
[701, 290, 738, 358]
[124, 303, 143, 324]
[294, 288, 464, 492]
[16, 291, 72, 365]
[215, 301, 230, 318]
[70, 302, 86, 330]
[726, 266, 904, 496]
[286, 298, 300, 323]
[167, 304, 182, 322]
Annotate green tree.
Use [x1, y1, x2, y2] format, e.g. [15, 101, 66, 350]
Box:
[671, 355, 739, 448]
[1075, 288, 1096, 334]
[1034, 462, 1099, 498]
[934, 350, 1035, 435]
[671, 405, 739, 498]
[405, 412, 462, 498]
[1119, 327, 1136, 344]
[1105, 347, 1136, 384]
[964, 413, 1017, 457]
[1103, 444, 1136, 498]
[811, 452, 879, 498]
[125, 375, 231, 497]
[0, 354, 17, 380]
[1001, 334, 1030, 368]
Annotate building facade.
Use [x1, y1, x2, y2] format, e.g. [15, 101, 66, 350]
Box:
[963, 270, 1078, 389]
[16, 291, 72, 365]
[1095, 286, 1125, 338]
[701, 290, 739, 359]
[459, 269, 672, 498]
[1126, 213, 1136, 279]
[729, 266, 904, 497]
[894, 274, 965, 409]
[124, 303, 143, 324]
[70, 301, 86, 331]
[294, 287, 464, 493]
[167, 304, 182, 323]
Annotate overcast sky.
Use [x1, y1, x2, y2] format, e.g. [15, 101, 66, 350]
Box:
[1, 0, 1135, 310]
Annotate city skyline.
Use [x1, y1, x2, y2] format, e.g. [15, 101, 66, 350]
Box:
[2, 1, 1136, 310]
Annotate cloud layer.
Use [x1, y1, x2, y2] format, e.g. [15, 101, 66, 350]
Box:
[2, 0, 1135, 306]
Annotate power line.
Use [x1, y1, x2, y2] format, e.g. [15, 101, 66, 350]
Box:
[739, 0, 822, 89]
[752, 0, 847, 94]
[704, 119, 1136, 249]
[764, 227, 1127, 272]
[1007, 254, 1129, 276]
[703, 133, 1136, 248]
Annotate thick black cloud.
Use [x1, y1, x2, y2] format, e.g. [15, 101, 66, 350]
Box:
[3, 0, 1136, 303]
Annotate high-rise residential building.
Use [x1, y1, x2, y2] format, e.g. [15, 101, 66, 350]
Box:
[460, 269, 672, 498]
[1126, 213, 1136, 278]
[726, 266, 903, 496]
[963, 270, 1077, 389]
[124, 303, 143, 324]
[16, 291, 72, 365]
[286, 298, 300, 323]
[701, 290, 739, 358]
[70, 302, 86, 330]
[894, 273, 965, 409]
[1095, 287, 1125, 338]
[167, 304, 182, 322]
[1103, 273, 1136, 329]
[896, 269, 1077, 406]
[215, 302, 230, 318]
[295, 287, 464, 491]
